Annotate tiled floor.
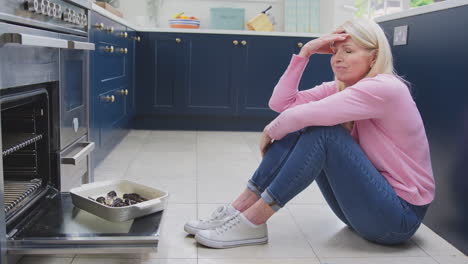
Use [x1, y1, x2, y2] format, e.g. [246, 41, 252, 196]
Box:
[18, 130, 467, 264]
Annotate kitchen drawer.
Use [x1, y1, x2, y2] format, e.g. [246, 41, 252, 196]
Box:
[97, 88, 126, 148]
[95, 41, 127, 87]
[91, 12, 127, 46]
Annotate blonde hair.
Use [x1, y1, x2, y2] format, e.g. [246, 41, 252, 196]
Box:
[334, 18, 399, 131]
[335, 18, 396, 92]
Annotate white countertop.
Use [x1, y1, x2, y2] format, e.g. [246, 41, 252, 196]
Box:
[374, 0, 468, 22]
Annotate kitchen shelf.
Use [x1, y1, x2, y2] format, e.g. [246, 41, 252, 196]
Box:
[2, 133, 43, 157]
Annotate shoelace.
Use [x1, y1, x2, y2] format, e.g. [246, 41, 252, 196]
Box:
[200, 205, 228, 223]
[215, 214, 241, 234]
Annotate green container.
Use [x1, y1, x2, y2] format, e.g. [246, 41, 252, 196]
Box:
[210, 8, 245, 30]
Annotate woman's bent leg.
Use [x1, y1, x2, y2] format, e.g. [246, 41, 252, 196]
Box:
[246, 131, 302, 197]
[232, 131, 301, 212]
[261, 125, 425, 244]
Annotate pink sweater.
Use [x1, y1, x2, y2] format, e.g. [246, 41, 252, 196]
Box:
[265, 55, 435, 205]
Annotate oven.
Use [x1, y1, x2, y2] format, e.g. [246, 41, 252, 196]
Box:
[0, 0, 163, 261]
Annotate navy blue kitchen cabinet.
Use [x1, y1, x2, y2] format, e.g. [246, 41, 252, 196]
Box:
[137, 32, 188, 115]
[89, 11, 136, 167]
[138, 33, 240, 116]
[136, 33, 334, 129]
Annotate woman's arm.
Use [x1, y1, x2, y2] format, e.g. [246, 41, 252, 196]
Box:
[265, 75, 401, 140]
[269, 33, 348, 113]
[268, 55, 335, 112]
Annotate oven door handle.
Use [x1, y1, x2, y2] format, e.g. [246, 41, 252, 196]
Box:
[68, 40, 95, 50]
[62, 142, 95, 165]
[0, 33, 68, 48]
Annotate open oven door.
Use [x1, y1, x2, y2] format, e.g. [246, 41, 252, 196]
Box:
[6, 187, 164, 254]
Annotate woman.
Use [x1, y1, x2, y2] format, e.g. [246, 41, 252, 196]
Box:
[184, 18, 435, 249]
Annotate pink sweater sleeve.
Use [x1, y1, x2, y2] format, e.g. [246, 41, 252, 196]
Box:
[269, 55, 336, 113]
[266, 72, 400, 140]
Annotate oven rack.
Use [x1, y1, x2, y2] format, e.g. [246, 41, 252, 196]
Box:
[3, 179, 42, 214]
[2, 133, 43, 157]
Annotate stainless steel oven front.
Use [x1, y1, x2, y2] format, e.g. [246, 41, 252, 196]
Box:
[0, 1, 164, 260]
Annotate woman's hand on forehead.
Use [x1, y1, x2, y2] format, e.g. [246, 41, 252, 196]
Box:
[298, 33, 349, 57]
[333, 27, 346, 34]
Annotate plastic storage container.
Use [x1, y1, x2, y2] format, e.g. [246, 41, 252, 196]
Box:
[70, 180, 169, 222]
[210, 8, 245, 30]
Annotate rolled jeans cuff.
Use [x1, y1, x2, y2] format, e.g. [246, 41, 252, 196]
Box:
[247, 180, 262, 198]
[261, 189, 282, 212]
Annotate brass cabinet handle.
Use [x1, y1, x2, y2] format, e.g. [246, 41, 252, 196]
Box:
[104, 46, 114, 53]
[117, 48, 128, 54]
[95, 23, 104, 30]
[241, 40, 247, 46]
[175, 38, 181, 43]
[119, 89, 129, 95]
[133, 36, 141, 42]
[103, 95, 115, 103]
[233, 40, 239, 45]
[106, 26, 114, 33]
[120, 32, 128, 38]
[125, 89, 128, 95]
[297, 42, 303, 48]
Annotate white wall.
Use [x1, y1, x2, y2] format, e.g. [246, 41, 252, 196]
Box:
[117, 0, 355, 33]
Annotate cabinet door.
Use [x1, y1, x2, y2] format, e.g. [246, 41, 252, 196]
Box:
[237, 36, 297, 117]
[184, 34, 239, 115]
[144, 34, 188, 114]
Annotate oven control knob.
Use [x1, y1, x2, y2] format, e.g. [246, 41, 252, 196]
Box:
[52, 3, 57, 17]
[82, 14, 88, 26]
[62, 8, 69, 21]
[46, 1, 53, 17]
[56, 4, 62, 18]
[40, 0, 47, 15]
[72, 10, 77, 24]
[75, 13, 81, 25]
[25, 0, 40, 13]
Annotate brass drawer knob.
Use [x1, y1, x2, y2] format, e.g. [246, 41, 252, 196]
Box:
[233, 40, 239, 45]
[175, 38, 181, 43]
[119, 89, 129, 95]
[241, 40, 247, 46]
[104, 46, 114, 53]
[103, 95, 115, 103]
[124, 48, 128, 54]
[297, 42, 303, 48]
[95, 23, 104, 30]
[120, 32, 128, 38]
[133, 36, 141, 42]
[106, 26, 114, 33]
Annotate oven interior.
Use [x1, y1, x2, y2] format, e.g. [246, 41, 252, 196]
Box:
[1, 87, 51, 228]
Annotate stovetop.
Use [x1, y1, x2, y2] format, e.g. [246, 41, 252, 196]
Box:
[0, 0, 92, 36]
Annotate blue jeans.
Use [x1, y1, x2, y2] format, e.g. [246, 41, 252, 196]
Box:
[247, 125, 429, 245]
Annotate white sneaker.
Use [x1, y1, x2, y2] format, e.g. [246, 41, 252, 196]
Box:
[195, 213, 268, 248]
[184, 204, 239, 235]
